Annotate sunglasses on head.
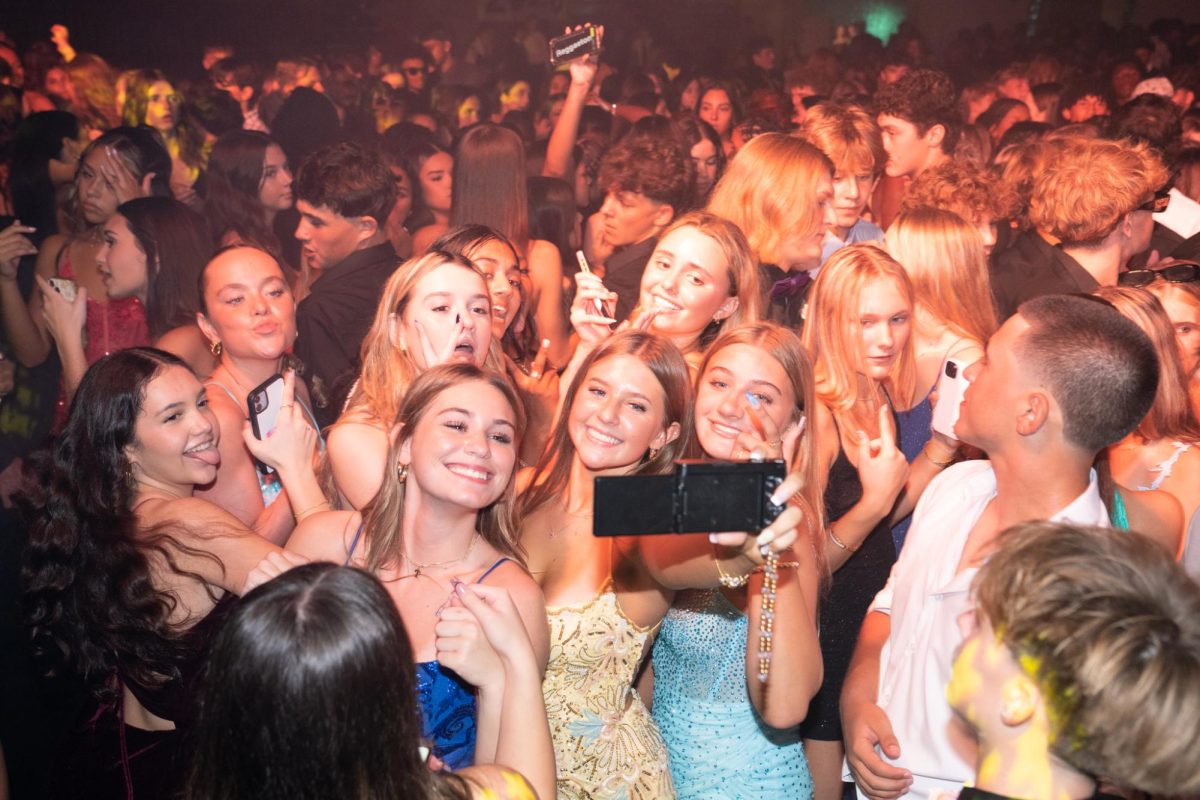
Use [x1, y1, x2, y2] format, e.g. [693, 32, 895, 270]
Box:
[1118, 260, 1200, 287]
[1138, 187, 1172, 214]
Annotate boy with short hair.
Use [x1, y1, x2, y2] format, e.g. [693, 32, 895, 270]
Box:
[585, 133, 690, 322]
[950, 520, 1200, 799]
[799, 102, 886, 265]
[873, 68, 959, 180]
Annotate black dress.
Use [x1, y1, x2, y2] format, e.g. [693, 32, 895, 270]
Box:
[49, 595, 237, 799]
[800, 418, 898, 741]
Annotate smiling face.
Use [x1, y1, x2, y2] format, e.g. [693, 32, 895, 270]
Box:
[77, 147, 123, 225]
[699, 88, 734, 138]
[400, 379, 517, 511]
[568, 354, 678, 475]
[638, 226, 736, 342]
[198, 248, 298, 361]
[96, 214, 149, 302]
[855, 276, 912, 381]
[258, 145, 293, 213]
[695, 343, 795, 459]
[126, 365, 221, 494]
[398, 263, 492, 370]
[466, 239, 522, 339]
[419, 152, 453, 216]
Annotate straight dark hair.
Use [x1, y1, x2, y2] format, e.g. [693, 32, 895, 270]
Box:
[188, 564, 472, 800]
[204, 130, 283, 254]
[449, 123, 529, 247]
[119, 196, 215, 339]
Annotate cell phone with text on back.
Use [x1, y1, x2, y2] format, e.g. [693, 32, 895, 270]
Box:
[247, 373, 285, 473]
[931, 358, 969, 439]
[549, 26, 600, 65]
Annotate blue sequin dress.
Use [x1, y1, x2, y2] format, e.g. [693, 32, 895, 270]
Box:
[652, 589, 813, 799]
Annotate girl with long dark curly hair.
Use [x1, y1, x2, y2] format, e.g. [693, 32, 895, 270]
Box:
[22, 347, 315, 799]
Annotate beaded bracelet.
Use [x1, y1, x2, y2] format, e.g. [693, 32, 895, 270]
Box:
[715, 556, 751, 588]
[757, 546, 780, 683]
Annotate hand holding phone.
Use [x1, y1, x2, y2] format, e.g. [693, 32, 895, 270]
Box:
[47, 277, 78, 302]
[549, 25, 601, 65]
[242, 370, 318, 476]
[931, 358, 969, 439]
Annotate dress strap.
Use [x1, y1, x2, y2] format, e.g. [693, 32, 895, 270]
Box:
[1139, 441, 1192, 491]
[204, 380, 243, 407]
[475, 556, 511, 584]
[344, 523, 364, 566]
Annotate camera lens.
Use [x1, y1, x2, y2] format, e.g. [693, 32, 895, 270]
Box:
[254, 395, 266, 413]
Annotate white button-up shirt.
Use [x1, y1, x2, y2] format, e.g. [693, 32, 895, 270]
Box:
[853, 460, 1110, 800]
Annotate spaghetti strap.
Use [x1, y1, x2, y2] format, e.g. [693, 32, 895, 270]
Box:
[205, 380, 242, 406]
[475, 557, 511, 584]
[344, 523, 364, 566]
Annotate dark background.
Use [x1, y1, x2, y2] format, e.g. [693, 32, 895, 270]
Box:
[5, 0, 1199, 77]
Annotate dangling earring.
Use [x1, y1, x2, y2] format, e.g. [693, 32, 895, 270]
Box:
[397, 462, 409, 482]
[209, 340, 223, 357]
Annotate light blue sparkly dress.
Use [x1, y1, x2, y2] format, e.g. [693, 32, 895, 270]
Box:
[651, 589, 814, 799]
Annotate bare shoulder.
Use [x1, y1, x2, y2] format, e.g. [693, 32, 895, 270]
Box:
[36, 234, 68, 277]
[137, 495, 248, 539]
[287, 509, 361, 562]
[1124, 488, 1184, 556]
[527, 239, 562, 269]
[327, 418, 387, 450]
[457, 765, 537, 800]
[156, 325, 216, 378]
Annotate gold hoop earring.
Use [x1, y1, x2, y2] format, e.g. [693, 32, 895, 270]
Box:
[397, 462, 409, 482]
[210, 340, 223, 357]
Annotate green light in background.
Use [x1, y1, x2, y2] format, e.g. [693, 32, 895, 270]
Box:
[863, 2, 905, 43]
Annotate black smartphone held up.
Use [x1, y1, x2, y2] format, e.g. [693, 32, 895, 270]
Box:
[247, 373, 285, 473]
[548, 26, 600, 65]
[593, 459, 786, 537]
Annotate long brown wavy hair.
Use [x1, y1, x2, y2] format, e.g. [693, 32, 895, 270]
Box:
[360, 363, 528, 572]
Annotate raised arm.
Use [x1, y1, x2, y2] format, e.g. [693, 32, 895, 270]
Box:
[542, 25, 603, 180]
[0, 228, 55, 368]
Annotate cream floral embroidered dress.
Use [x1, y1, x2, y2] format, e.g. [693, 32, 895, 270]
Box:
[544, 582, 675, 799]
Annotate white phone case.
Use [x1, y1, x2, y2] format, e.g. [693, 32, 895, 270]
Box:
[931, 358, 969, 439]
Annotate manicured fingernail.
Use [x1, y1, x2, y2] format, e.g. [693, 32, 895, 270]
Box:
[757, 529, 776, 546]
[541, 338, 551, 349]
[708, 533, 719, 544]
[744, 391, 760, 409]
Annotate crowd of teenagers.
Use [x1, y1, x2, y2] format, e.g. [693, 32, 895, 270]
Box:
[3, 11, 1200, 800]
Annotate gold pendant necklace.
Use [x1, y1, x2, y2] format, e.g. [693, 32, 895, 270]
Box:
[403, 534, 480, 578]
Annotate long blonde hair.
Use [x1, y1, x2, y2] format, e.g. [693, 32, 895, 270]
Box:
[1093, 287, 1200, 444]
[802, 244, 916, 433]
[361, 363, 527, 572]
[695, 322, 828, 580]
[341, 250, 487, 426]
[519, 331, 694, 518]
[707, 134, 832, 267]
[637, 211, 763, 348]
[885, 206, 998, 345]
